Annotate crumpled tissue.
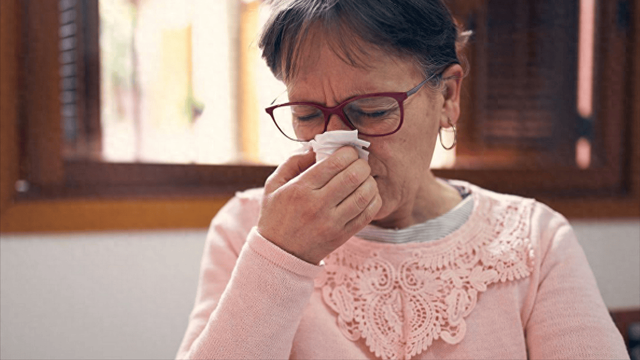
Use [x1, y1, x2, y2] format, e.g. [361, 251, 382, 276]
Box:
[300, 130, 370, 162]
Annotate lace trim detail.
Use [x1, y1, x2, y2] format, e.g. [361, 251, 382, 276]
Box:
[314, 194, 536, 360]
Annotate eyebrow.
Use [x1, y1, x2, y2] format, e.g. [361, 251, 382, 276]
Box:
[287, 87, 382, 104]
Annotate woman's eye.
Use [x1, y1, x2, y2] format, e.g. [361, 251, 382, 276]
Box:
[355, 109, 390, 118]
[290, 106, 322, 122]
[365, 110, 389, 118]
[295, 113, 321, 122]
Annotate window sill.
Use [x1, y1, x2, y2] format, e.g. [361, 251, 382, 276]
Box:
[1, 181, 637, 233]
[0, 195, 231, 232]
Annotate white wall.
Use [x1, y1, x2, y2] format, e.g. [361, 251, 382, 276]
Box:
[1, 220, 639, 360]
[1, 230, 206, 360]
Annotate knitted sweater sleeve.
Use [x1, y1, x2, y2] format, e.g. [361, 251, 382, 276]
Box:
[525, 203, 629, 359]
[175, 192, 323, 360]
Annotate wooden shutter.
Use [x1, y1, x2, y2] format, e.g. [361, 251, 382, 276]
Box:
[58, 0, 101, 160]
[450, 0, 582, 169]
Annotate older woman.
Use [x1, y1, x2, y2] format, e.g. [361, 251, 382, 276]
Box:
[176, 1, 628, 359]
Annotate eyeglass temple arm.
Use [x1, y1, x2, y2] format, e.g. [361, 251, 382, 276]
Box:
[269, 89, 288, 106]
[406, 72, 440, 96]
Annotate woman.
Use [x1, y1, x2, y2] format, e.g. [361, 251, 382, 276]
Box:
[176, 1, 628, 359]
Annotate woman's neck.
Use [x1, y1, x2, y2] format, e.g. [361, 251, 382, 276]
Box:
[371, 172, 462, 230]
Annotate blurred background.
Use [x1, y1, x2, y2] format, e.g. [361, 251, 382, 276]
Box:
[1, 0, 639, 359]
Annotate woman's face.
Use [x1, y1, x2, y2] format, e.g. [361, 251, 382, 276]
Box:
[286, 38, 460, 227]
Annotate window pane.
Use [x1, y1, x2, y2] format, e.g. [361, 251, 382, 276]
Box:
[96, 0, 302, 166]
[99, 0, 238, 164]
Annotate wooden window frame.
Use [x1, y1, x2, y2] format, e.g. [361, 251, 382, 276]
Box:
[1, 0, 638, 233]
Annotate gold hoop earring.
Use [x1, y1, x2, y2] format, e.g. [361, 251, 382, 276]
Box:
[439, 118, 457, 150]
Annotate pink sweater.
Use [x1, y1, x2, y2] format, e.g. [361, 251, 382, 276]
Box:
[176, 181, 629, 359]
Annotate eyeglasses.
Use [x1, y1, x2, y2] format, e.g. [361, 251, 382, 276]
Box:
[265, 75, 434, 142]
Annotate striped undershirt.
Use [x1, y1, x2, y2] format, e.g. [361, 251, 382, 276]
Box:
[356, 183, 473, 244]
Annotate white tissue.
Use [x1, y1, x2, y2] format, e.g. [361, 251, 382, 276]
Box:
[300, 130, 370, 162]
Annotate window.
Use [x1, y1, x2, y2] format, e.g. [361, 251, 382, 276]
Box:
[1, 0, 638, 232]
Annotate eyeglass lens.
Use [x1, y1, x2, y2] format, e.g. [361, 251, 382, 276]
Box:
[272, 96, 401, 141]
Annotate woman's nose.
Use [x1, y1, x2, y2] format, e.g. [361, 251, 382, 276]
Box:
[325, 114, 352, 132]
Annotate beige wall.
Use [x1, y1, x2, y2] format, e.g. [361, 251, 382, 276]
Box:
[1, 220, 638, 360]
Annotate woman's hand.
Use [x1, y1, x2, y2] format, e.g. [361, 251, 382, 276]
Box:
[257, 147, 382, 265]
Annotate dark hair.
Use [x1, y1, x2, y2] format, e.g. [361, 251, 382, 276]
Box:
[259, 0, 471, 90]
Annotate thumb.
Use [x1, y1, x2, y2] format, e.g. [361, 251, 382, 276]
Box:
[264, 150, 316, 194]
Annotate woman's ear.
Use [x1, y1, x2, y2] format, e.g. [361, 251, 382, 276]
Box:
[439, 64, 463, 128]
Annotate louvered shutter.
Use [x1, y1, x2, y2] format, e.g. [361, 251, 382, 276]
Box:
[58, 0, 101, 160]
[449, 0, 585, 169]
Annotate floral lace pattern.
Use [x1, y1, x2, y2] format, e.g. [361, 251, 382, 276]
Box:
[314, 193, 536, 360]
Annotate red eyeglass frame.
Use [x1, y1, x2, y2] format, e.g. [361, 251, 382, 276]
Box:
[265, 76, 432, 142]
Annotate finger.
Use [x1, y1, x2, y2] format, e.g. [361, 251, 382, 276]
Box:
[265, 150, 316, 194]
[335, 176, 378, 223]
[297, 146, 359, 189]
[320, 158, 371, 206]
[344, 192, 382, 234]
